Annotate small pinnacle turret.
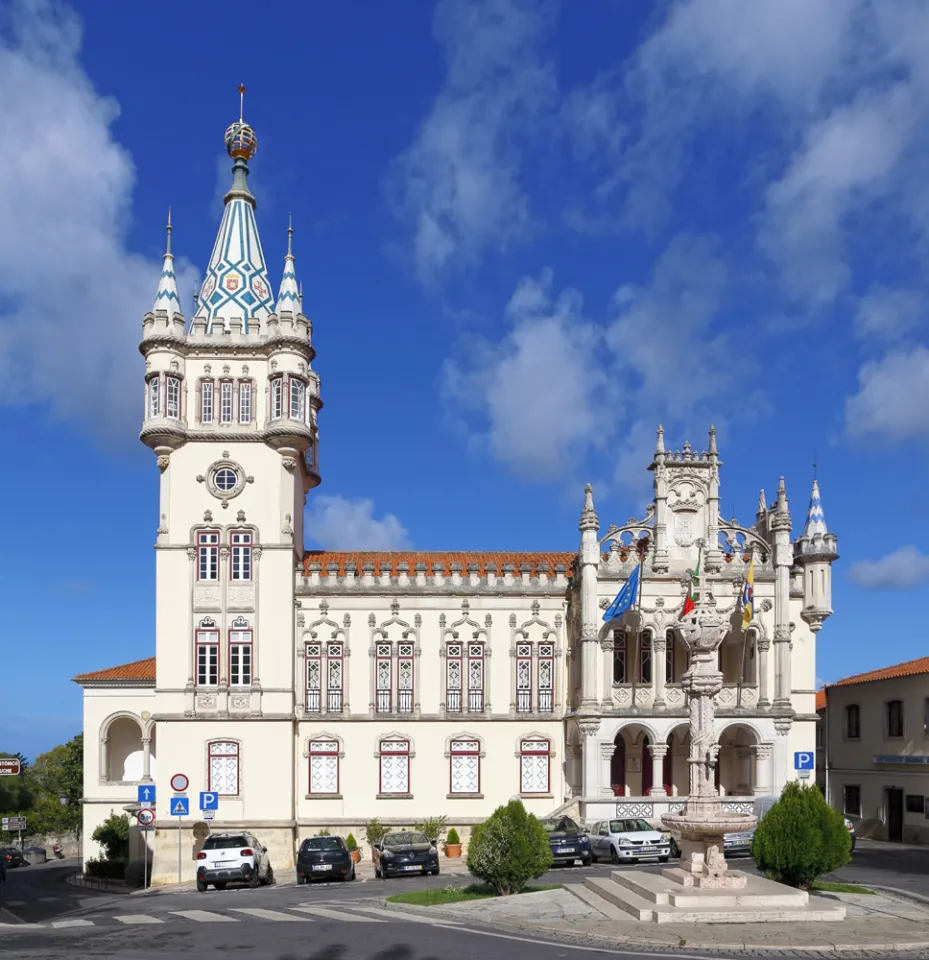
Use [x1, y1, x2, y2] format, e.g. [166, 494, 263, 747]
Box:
[708, 424, 718, 456]
[152, 209, 182, 316]
[756, 488, 767, 521]
[803, 479, 828, 538]
[794, 475, 839, 632]
[579, 482, 599, 532]
[275, 215, 301, 315]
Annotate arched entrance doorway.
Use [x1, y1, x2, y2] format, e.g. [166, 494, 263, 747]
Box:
[610, 734, 626, 796]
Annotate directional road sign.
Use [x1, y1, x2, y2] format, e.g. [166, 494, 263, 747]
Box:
[170, 773, 189, 793]
[170, 797, 189, 817]
[138, 784, 156, 805]
[137, 808, 155, 827]
[794, 751, 815, 771]
[199, 791, 218, 811]
[203, 810, 215, 822]
[0, 758, 21, 776]
[3, 816, 27, 830]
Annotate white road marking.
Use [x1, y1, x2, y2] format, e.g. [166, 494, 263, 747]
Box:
[291, 905, 384, 922]
[228, 907, 310, 922]
[349, 905, 462, 926]
[114, 914, 165, 924]
[51, 919, 95, 928]
[170, 909, 237, 923]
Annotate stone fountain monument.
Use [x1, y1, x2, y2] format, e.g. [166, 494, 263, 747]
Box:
[577, 571, 847, 924]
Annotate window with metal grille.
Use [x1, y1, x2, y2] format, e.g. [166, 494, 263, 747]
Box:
[200, 380, 214, 423]
[327, 643, 343, 713]
[305, 643, 322, 713]
[166, 376, 180, 419]
[308, 739, 339, 795]
[398, 643, 414, 714]
[197, 531, 220, 581]
[196, 629, 219, 687]
[612, 629, 626, 683]
[376, 643, 392, 713]
[208, 741, 239, 796]
[229, 625, 252, 687]
[467, 643, 484, 712]
[449, 738, 480, 795]
[220, 380, 233, 423]
[446, 644, 462, 712]
[520, 738, 550, 795]
[516, 643, 532, 713]
[230, 531, 252, 581]
[538, 643, 554, 712]
[238, 380, 252, 424]
[378, 739, 410, 794]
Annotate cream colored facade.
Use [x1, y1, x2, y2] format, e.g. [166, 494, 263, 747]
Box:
[74, 111, 838, 884]
[824, 664, 929, 846]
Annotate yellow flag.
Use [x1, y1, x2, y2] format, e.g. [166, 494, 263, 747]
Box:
[741, 556, 755, 627]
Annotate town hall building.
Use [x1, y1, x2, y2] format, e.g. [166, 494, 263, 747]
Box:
[74, 108, 839, 884]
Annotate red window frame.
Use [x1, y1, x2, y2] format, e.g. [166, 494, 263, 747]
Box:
[165, 376, 181, 420]
[327, 642, 343, 713]
[378, 738, 410, 795]
[519, 737, 551, 795]
[269, 376, 284, 420]
[308, 739, 340, 796]
[449, 738, 481, 795]
[305, 643, 322, 713]
[197, 530, 220, 581]
[515, 642, 532, 713]
[538, 643, 554, 712]
[238, 379, 253, 424]
[200, 378, 215, 424]
[446, 643, 462, 712]
[195, 629, 220, 687]
[375, 643, 392, 714]
[467, 642, 484, 712]
[397, 642, 414, 714]
[219, 379, 234, 424]
[229, 531, 253, 581]
[207, 740, 240, 796]
[228, 626, 252, 687]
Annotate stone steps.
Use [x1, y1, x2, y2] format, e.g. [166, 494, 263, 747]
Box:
[609, 869, 810, 908]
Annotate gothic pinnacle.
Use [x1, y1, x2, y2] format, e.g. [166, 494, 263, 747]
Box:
[579, 482, 599, 532]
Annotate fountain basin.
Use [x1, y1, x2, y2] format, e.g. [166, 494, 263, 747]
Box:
[661, 810, 757, 841]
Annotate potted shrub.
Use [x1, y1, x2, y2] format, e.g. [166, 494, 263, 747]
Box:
[444, 827, 462, 859]
[415, 816, 448, 847]
[364, 818, 387, 861]
[346, 833, 361, 864]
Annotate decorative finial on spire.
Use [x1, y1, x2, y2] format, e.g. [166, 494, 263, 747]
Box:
[776, 477, 787, 510]
[757, 488, 767, 519]
[708, 424, 717, 455]
[299, 281, 304, 307]
[579, 482, 599, 532]
[656, 424, 665, 453]
[152, 207, 182, 315]
[225, 84, 258, 162]
[275, 218, 301, 315]
[239, 83, 246, 123]
[287, 212, 294, 257]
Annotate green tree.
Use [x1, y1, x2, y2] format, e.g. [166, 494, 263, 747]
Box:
[466, 799, 552, 895]
[752, 781, 851, 889]
[0, 752, 33, 817]
[91, 813, 130, 862]
[20, 735, 83, 836]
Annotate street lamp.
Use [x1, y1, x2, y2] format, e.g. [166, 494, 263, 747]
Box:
[59, 793, 68, 807]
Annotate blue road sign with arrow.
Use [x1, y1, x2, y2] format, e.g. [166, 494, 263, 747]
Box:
[794, 751, 814, 771]
[170, 797, 189, 817]
[200, 792, 218, 811]
[137, 784, 156, 805]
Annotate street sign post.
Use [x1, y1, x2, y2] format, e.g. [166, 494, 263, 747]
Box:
[0, 758, 21, 776]
[136, 808, 156, 889]
[199, 792, 218, 811]
[137, 784, 156, 805]
[170, 773, 189, 793]
[3, 815, 27, 850]
[137, 808, 155, 826]
[170, 794, 189, 882]
[202, 810, 215, 822]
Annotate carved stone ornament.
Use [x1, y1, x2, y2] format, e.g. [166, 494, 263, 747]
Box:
[237, 509, 246, 522]
[186, 547, 196, 560]
[157, 513, 168, 535]
[675, 516, 696, 547]
[281, 457, 296, 471]
[156, 455, 170, 472]
[203, 456, 247, 507]
[203, 510, 213, 522]
[577, 718, 601, 737]
[196, 694, 217, 709]
[230, 694, 250, 709]
[599, 597, 610, 610]
[760, 599, 773, 613]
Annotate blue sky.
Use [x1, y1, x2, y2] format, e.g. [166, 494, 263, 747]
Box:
[3, 0, 929, 760]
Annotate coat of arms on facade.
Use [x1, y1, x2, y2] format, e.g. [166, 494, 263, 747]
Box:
[675, 516, 695, 547]
[253, 279, 267, 299]
[225, 275, 240, 291]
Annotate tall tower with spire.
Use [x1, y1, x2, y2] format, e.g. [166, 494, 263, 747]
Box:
[138, 91, 322, 875]
[794, 475, 839, 632]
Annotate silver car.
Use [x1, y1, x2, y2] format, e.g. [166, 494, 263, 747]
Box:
[589, 818, 672, 864]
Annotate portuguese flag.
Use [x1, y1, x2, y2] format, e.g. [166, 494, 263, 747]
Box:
[681, 547, 702, 616]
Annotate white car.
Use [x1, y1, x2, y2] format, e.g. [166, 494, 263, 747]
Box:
[195, 832, 274, 892]
[588, 818, 672, 864]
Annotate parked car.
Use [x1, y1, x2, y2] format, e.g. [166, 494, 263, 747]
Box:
[296, 835, 355, 884]
[588, 818, 671, 864]
[0, 847, 25, 868]
[721, 795, 857, 857]
[373, 830, 439, 879]
[540, 816, 592, 866]
[195, 832, 274, 892]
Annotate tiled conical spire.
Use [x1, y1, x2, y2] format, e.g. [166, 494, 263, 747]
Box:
[275, 216, 301, 315]
[193, 86, 274, 333]
[804, 479, 828, 538]
[152, 209, 182, 315]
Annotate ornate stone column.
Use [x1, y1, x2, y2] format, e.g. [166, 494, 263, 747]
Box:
[141, 738, 153, 782]
[579, 719, 601, 797]
[756, 638, 771, 706]
[600, 740, 615, 798]
[648, 741, 669, 796]
[771, 478, 793, 709]
[579, 484, 601, 709]
[600, 635, 614, 707]
[652, 635, 667, 707]
[99, 737, 109, 783]
[753, 743, 774, 796]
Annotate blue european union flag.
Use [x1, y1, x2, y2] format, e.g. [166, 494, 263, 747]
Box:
[603, 564, 641, 621]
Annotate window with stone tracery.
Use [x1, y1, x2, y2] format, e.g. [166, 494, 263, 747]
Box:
[147, 376, 160, 418]
[538, 643, 554, 712]
[378, 738, 410, 795]
[449, 738, 480, 795]
[305, 643, 322, 713]
[220, 380, 234, 423]
[308, 739, 339, 795]
[208, 740, 239, 796]
[639, 634, 652, 684]
[467, 643, 484, 712]
[612, 629, 627, 683]
[516, 643, 532, 712]
[519, 737, 551, 795]
[398, 643, 414, 714]
[166, 376, 180, 419]
[327, 643, 343, 713]
[238, 380, 252, 424]
[446, 643, 463, 713]
[376, 644, 392, 714]
[200, 379, 214, 424]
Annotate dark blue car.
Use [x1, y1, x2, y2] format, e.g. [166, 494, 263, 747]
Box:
[540, 816, 592, 867]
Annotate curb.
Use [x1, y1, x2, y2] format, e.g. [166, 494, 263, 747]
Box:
[378, 898, 929, 956]
[870, 885, 929, 908]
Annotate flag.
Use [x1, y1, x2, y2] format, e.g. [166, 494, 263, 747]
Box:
[602, 563, 641, 621]
[741, 556, 755, 627]
[681, 548, 702, 617]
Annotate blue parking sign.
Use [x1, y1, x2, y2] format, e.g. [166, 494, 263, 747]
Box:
[794, 751, 814, 771]
[199, 792, 218, 811]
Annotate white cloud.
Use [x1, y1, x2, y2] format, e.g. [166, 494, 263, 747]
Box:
[855, 285, 925, 340]
[845, 347, 929, 442]
[0, 0, 196, 443]
[847, 545, 929, 590]
[306, 495, 411, 550]
[386, 0, 556, 285]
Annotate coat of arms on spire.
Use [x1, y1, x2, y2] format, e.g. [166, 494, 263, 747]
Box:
[193, 85, 275, 333]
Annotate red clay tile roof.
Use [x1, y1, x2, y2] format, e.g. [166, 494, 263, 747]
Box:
[302, 550, 576, 578]
[815, 689, 826, 712]
[73, 657, 156, 684]
[828, 656, 929, 690]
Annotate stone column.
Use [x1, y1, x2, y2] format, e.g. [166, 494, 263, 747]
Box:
[141, 738, 153, 782]
[579, 720, 602, 797]
[100, 737, 109, 783]
[753, 743, 774, 796]
[652, 635, 667, 707]
[757, 639, 770, 706]
[600, 740, 615, 797]
[579, 485, 601, 709]
[648, 741, 668, 796]
[774, 627, 791, 707]
[600, 636, 614, 707]
[771, 477, 793, 709]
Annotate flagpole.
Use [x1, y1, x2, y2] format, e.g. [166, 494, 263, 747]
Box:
[736, 547, 754, 710]
[632, 536, 648, 706]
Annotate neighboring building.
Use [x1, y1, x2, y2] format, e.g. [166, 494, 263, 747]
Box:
[73, 107, 839, 884]
[815, 688, 826, 793]
[823, 657, 929, 845]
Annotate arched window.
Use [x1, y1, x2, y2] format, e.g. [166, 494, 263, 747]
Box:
[308, 739, 340, 796]
[208, 741, 239, 796]
[449, 738, 481, 795]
